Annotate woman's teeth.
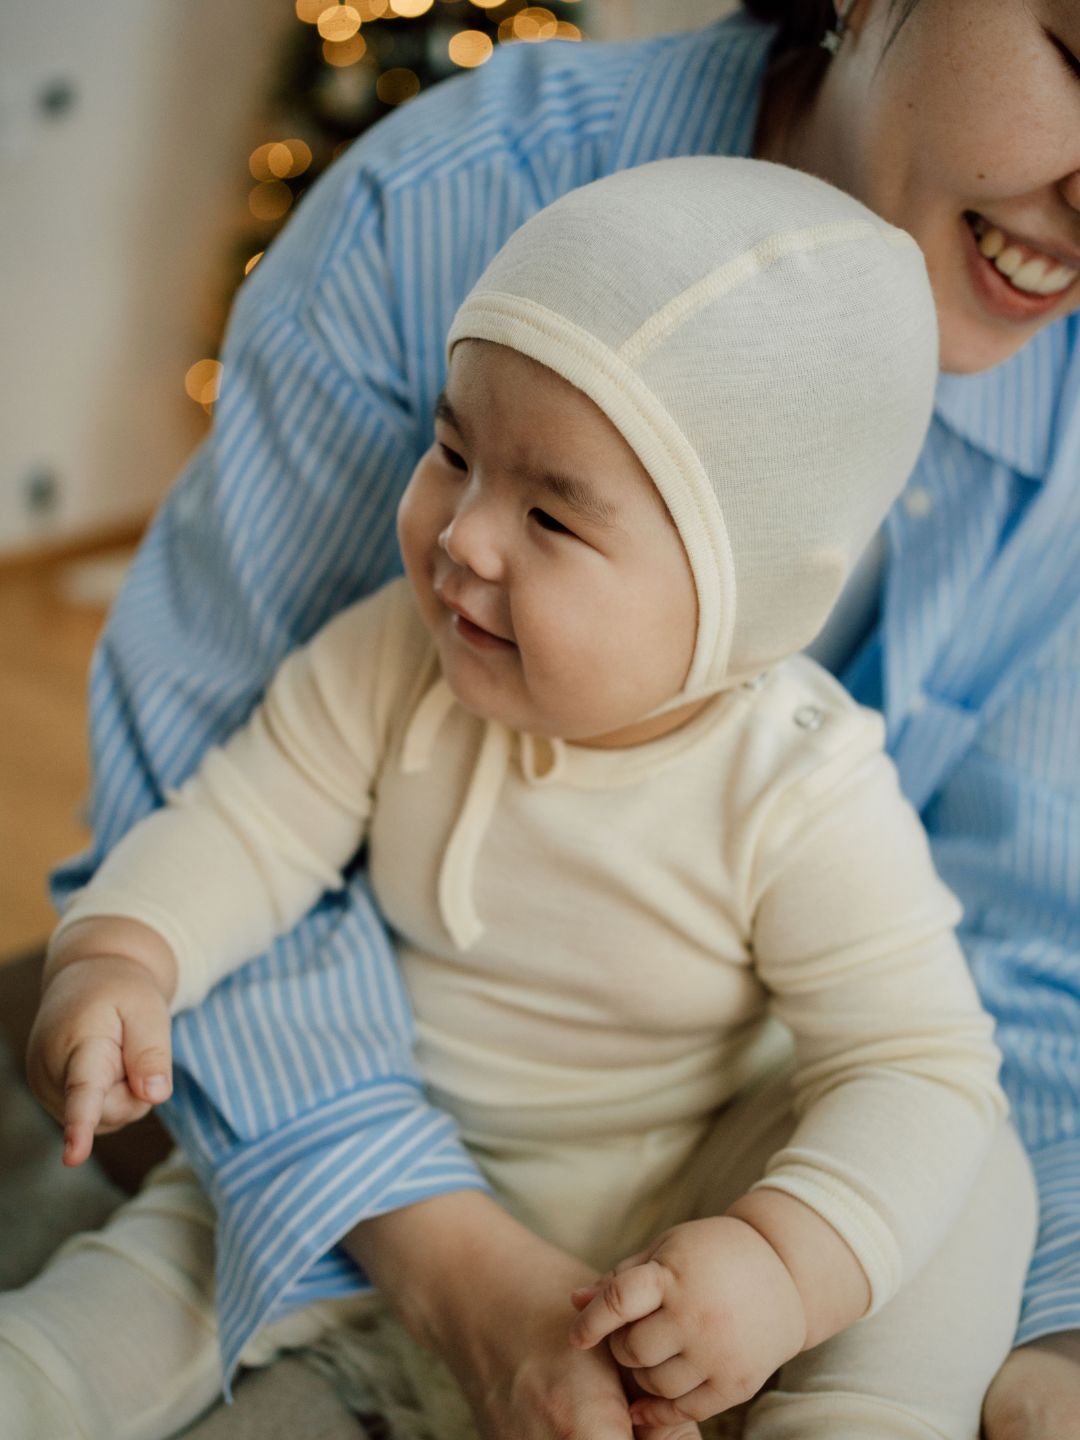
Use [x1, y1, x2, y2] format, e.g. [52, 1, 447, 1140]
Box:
[968, 214, 1077, 297]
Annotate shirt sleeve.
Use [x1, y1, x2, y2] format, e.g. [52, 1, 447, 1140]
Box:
[929, 599, 1080, 1348]
[748, 709, 1006, 1313]
[53, 582, 422, 1012]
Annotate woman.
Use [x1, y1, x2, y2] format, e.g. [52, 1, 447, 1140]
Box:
[10, 3, 1078, 1437]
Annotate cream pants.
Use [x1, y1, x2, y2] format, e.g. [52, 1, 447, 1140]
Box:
[0, 1072, 1036, 1440]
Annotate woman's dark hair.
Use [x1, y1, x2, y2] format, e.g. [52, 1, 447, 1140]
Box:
[742, 1, 922, 54]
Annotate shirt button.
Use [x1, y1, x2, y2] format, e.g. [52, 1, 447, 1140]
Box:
[903, 486, 933, 519]
[793, 704, 824, 731]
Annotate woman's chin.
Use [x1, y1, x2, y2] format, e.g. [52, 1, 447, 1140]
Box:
[936, 287, 1074, 376]
[938, 316, 1033, 376]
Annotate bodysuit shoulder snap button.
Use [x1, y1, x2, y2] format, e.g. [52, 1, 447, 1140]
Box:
[793, 704, 824, 731]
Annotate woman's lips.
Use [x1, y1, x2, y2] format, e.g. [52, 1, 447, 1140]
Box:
[962, 212, 1079, 322]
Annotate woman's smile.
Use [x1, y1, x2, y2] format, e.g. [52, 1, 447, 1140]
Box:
[961, 211, 1080, 323]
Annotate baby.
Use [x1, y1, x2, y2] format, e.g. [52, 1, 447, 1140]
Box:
[28, 158, 1033, 1438]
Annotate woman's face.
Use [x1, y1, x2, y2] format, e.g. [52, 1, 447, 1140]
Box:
[772, 0, 1080, 373]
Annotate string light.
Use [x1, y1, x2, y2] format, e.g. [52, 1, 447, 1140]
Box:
[323, 33, 368, 64]
[376, 67, 421, 103]
[448, 28, 493, 67]
[521, 7, 557, 38]
[184, 359, 223, 407]
[317, 5, 362, 41]
[249, 180, 293, 221]
[283, 138, 313, 173]
[249, 139, 314, 181]
[498, 7, 558, 43]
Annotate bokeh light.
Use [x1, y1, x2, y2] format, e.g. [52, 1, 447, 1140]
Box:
[317, 5, 362, 41]
[249, 139, 314, 180]
[267, 142, 294, 177]
[555, 20, 582, 39]
[376, 67, 421, 104]
[244, 252, 265, 276]
[295, 0, 327, 21]
[498, 7, 558, 42]
[354, 0, 389, 17]
[323, 33, 368, 64]
[283, 138, 313, 174]
[249, 180, 294, 221]
[184, 359, 223, 407]
[468, 0, 502, 8]
[448, 29, 493, 67]
[521, 7, 557, 38]
[390, 0, 435, 15]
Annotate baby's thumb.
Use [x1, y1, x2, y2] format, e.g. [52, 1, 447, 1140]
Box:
[122, 997, 173, 1105]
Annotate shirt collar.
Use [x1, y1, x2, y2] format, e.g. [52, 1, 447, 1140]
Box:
[933, 315, 1077, 483]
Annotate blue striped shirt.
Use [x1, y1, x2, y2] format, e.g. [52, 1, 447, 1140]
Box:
[54, 12, 1080, 1380]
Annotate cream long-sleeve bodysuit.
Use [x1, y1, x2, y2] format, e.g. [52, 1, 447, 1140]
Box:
[58, 576, 1005, 1313]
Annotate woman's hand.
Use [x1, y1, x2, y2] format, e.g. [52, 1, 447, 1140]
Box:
[983, 1333, 1080, 1440]
[344, 1191, 702, 1440]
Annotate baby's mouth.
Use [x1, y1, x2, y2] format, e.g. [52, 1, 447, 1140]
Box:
[964, 212, 1079, 298]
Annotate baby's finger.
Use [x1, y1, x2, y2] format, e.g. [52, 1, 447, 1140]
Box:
[98, 1079, 153, 1132]
[634, 1425, 701, 1440]
[121, 996, 173, 1105]
[570, 1283, 600, 1312]
[569, 1262, 667, 1350]
[62, 1037, 122, 1166]
[630, 1381, 723, 1429]
[627, 1354, 703, 1402]
[571, 1248, 651, 1310]
[607, 1311, 682, 1372]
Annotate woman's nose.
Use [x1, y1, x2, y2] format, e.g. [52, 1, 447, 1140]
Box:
[1061, 167, 1080, 217]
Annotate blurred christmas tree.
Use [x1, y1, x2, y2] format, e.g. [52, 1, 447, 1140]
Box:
[187, 1, 586, 411]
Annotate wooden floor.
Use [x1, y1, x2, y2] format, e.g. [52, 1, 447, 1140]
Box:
[0, 554, 129, 961]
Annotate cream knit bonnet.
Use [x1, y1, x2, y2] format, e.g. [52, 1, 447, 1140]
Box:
[447, 156, 938, 696]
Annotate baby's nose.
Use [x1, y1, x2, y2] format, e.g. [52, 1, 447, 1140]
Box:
[438, 503, 504, 582]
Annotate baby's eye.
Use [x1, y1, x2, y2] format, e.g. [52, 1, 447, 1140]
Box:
[530, 508, 573, 537]
[439, 443, 467, 471]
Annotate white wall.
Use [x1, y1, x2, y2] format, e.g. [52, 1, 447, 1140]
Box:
[0, 1, 737, 559]
[587, 0, 737, 39]
[0, 1, 293, 557]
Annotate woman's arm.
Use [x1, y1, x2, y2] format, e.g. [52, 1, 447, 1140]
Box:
[345, 1193, 701, 1440]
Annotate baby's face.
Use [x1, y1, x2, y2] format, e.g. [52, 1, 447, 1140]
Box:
[397, 340, 699, 746]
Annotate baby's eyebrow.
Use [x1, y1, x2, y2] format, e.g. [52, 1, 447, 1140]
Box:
[535, 468, 622, 532]
[433, 390, 464, 436]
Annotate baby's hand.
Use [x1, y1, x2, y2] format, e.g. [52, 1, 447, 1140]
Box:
[27, 954, 173, 1167]
[568, 1216, 806, 1428]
